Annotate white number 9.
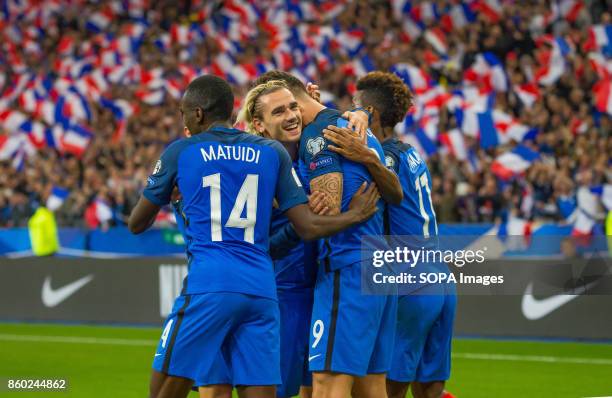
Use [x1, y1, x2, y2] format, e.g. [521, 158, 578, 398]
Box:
[312, 319, 324, 348]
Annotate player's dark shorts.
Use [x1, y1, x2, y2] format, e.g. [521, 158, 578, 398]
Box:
[277, 288, 314, 398]
[388, 282, 457, 382]
[308, 262, 397, 376]
[152, 292, 281, 386]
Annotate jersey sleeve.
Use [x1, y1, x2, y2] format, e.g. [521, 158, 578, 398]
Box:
[299, 121, 342, 182]
[384, 149, 400, 174]
[142, 142, 182, 206]
[272, 141, 308, 213]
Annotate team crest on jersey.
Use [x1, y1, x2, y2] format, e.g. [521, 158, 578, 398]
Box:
[306, 137, 325, 156]
[153, 160, 162, 175]
[385, 155, 395, 169]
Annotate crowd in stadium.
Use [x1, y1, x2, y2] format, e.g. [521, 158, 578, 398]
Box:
[0, 0, 610, 231]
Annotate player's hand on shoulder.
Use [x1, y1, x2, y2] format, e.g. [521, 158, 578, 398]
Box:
[348, 182, 380, 221]
[308, 191, 332, 215]
[323, 125, 371, 163]
[306, 82, 321, 103]
[342, 110, 368, 141]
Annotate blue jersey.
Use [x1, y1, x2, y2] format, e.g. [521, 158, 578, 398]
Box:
[298, 108, 385, 271]
[143, 126, 308, 300]
[271, 160, 318, 291]
[382, 139, 438, 238]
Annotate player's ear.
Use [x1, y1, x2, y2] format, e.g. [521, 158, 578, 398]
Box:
[253, 118, 266, 134]
[195, 107, 204, 123]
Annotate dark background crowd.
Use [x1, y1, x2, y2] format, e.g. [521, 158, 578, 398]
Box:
[0, 0, 610, 229]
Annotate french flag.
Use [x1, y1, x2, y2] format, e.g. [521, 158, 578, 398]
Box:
[439, 129, 467, 161]
[336, 29, 365, 57]
[412, 128, 438, 157]
[344, 55, 375, 77]
[409, 2, 440, 24]
[585, 24, 612, 56]
[551, 0, 584, 23]
[391, 63, 431, 94]
[0, 134, 22, 161]
[165, 78, 183, 100]
[491, 145, 540, 180]
[93, 199, 114, 225]
[466, 110, 530, 148]
[470, 0, 502, 23]
[535, 36, 571, 86]
[46, 186, 70, 211]
[587, 52, 612, 80]
[513, 82, 541, 107]
[86, 6, 114, 33]
[424, 27, 447, 54]
[0, 109, 28, 132]
[19, 121, 46, 149]
[170, 24, 192, 46]
[228, 64, 258, 86]
[464, 52, 508, 92]
[17, 89, 42, 114]
[61, 124, 92, 157]
[45, 125, 65, 150]
[441, 3, 476, 32]
[593, 79, 612, 115]
[400, 17, 424, 43]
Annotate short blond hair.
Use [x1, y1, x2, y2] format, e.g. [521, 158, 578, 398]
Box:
[236, 80, 290, 135]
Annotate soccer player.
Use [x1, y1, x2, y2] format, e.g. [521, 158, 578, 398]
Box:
[324, 71, 457, 398]
[253, 71, 403, 398]
[128, 75, 381, 398]
[236, 79, 369, 398]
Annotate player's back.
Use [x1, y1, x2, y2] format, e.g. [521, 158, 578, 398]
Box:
[298, 108, 385, 270]
[382, 138, 438, 238]
[144, 126, 306, 300]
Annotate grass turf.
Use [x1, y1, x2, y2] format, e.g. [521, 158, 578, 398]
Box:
[0, 323, 611, 397]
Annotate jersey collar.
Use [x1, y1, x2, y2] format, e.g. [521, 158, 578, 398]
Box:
[205, 126, 241, 134]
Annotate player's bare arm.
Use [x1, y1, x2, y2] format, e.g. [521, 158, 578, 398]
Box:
[309, 172, 343, 215]
[285, 182, 379, 241]
[128, 196, 160, 234]
[323, 125, 403, 205]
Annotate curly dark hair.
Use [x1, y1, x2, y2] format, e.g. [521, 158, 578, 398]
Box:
[356, 71, 413, 128]
[252, 70, 308, 96]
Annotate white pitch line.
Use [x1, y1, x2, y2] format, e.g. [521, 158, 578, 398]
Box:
[2, 334, 612, 366]
[0, 334, 156, 346]
[453, 352, 612, 365]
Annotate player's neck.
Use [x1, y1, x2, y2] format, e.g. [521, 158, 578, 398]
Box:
[298, 96, 326, 126]
[371, 122, 394, 142]
[381, 126, 395, 141]
[202, 120, 232, 132]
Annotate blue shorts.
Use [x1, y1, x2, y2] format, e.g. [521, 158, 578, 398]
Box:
[152, 292, 281, 386]
[308, 263, 397, 377]
[277, 288, 314, 398]
[388, 283, 457, 383]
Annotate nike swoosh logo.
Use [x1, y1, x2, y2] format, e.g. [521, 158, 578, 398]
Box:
[308, 354, 321, 361]
[154, 353, 162, 357]
[42, 275, 94, 308]
[521, 280, 599, 321]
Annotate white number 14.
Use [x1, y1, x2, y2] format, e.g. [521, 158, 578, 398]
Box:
[202, 173, 258, 244]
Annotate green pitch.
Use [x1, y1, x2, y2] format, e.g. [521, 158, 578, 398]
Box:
[1, 323, 611, 398]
